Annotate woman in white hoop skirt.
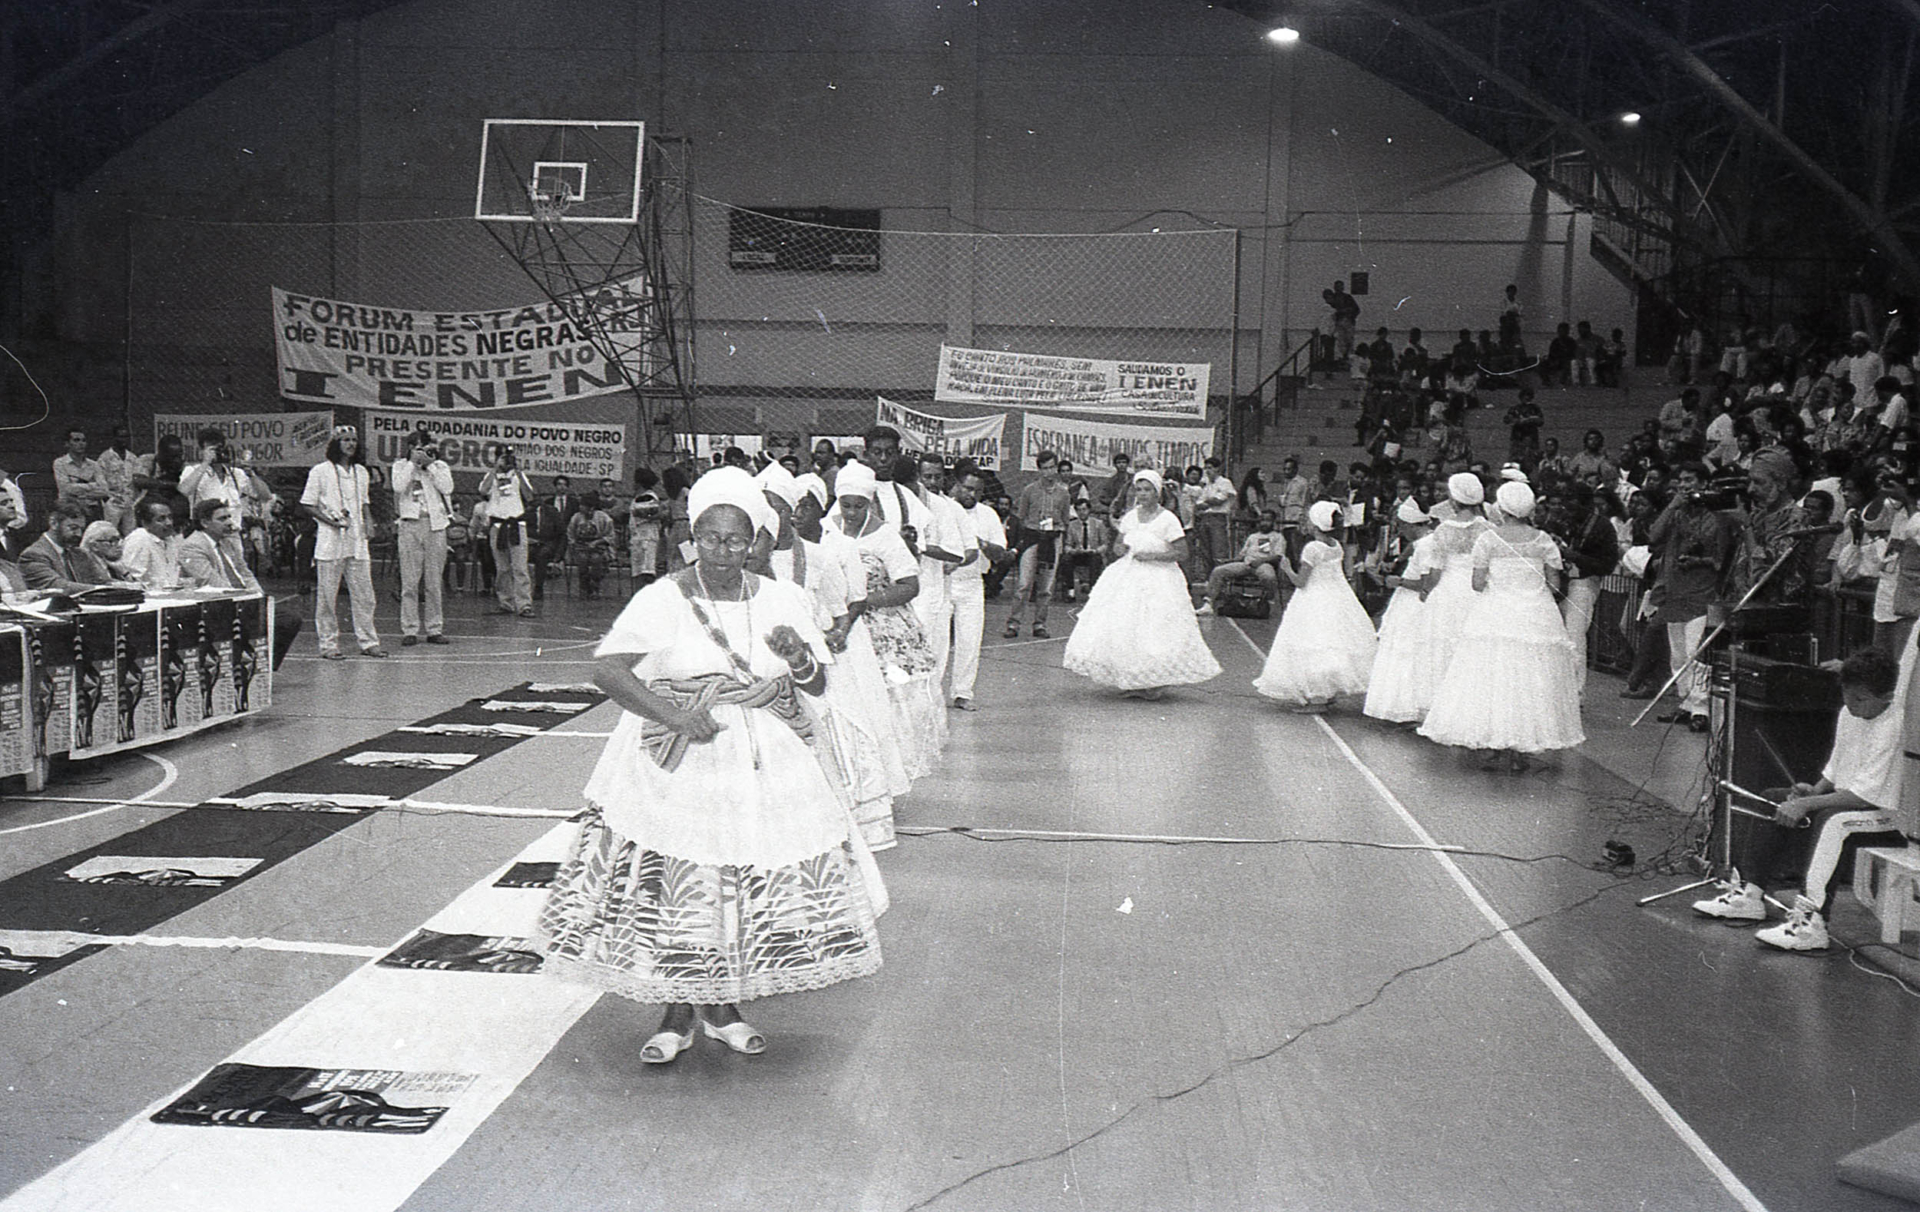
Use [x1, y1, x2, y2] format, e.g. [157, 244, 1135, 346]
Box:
[1422, 471, 1496, 693]
[1063, 468, 1221, 698]
[1419, 479, 1584, 770]
[1253, 499, 1377, 711]
[1362, 495, 1443, 723]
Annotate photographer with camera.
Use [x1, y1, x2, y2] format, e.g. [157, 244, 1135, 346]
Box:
[180, 427, 272, 534]
[479, 444, 537, 618]
[1647, 461, 1737, 731]
[300, 425, 385, 659]
[393, 431, 454, 646]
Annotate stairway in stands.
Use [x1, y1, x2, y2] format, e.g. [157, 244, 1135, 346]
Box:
[1236, 375, 1667, 479]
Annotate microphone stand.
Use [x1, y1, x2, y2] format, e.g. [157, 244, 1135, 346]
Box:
[1635, 533, 1811, 907]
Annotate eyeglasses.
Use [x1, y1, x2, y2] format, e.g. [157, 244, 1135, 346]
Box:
[694, 533, 753, 554]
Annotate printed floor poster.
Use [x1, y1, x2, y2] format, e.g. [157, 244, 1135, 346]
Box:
[875, 397, 1006, 470]
[1019, 411, 1215, 473]
[934, 344, 1210, 417]
[152, 1064, 477, 1134]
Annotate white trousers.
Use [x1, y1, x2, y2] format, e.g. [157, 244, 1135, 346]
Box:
[315, 557, 380, 654]
[949, 580, 985, 702]
[1561, 576, 1602, 692]
[397, 517, 447, 638]
[1666, 615, 1709, 717]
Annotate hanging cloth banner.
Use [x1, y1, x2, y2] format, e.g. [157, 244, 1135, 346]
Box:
[272, 276, 649, 410]
[875, 397, 1007, 471]
[1018, 412, 1214, 473]
[153, 412, 335, 469]
[933, 344, 1209, 418]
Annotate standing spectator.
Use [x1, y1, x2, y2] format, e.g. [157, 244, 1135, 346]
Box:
[811, 439, 841, 499]
[180, 429, 271, 526]
[120, 496, 183, 590]
[1547, 482, 1620, 692]
[1360, 327, 1397, 385]
[1572, 321, 1605, 385]
[1097, 452, 1134, 520]
[948, 468, 1008, 711]
[52, 427, 111, 522]
[392, 431, 454, 647]
[1276, 456, 1312, 555]
[1669, 319, 1708, 385]
[301, 426, 385, 659]
[1503, 387, 1544, 472]
[1648, 462, 1736, 730]
[1001, 450, 1073, 639]
[95, 424, 142, 535]
[1057, 459, 1092, 508]
[1443, 355, 1480, 415]
[1192, 456, 1236, 577]
[628, 467, 665, 585]
[1844, 331, 1886, 409]
[1323, 279, 1361, 372]
[1598, 327, 1629, 387]
[480, 447, 537, 617]
[1543, 322, 1579, 386]
[1238, 467, 1269, 518]
[1399, 327, 1430, 388]
[1498, 284, 1522, 336]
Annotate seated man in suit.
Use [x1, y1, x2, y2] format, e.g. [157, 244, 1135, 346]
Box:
[20, 498, 118, 592]
[178, 498, 305, 671]
[0, 493, 35, 600]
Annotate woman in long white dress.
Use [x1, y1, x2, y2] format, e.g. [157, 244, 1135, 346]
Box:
[1063, 468, 1221, 697]
[536, 468, 884, 1063]
[1362, 497, 1442, 723]
[1422, 472, 1496, 694]
[1419, 480, 1585, 769]
[830, 461, 944, 780]
[1253, 500, 1377, 710]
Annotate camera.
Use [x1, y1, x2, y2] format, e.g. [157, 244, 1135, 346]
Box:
[495, 446, 517, 469]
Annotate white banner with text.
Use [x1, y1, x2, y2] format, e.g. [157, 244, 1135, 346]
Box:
[362, 410, 629, 481]
[1019, 412, 1214, 474]
[153, 411, 335, 469]
[273, 277, 648, 410]
[934, 345, 1209, 417]
[875, 397, 1006, 471]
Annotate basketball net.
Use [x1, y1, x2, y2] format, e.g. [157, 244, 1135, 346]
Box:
[529, 187, 572, 225]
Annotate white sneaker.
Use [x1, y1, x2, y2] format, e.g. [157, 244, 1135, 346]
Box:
[1691, 873, 1765, 921]
[1195, 601, 1214, 616]
[1756, 895, 1829, 951]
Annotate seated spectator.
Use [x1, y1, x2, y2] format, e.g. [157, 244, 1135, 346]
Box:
[0, 494, 36, 598]
[567, 495, 617, 597]
[1197, 511, 1286, 616]
[1693, 648, 1907, 952]
[1058, 498, 1111, 602]
[1567, 429, 1618, 487]
[1537, 436, 1571, 480]
[20, 499, 118, 592]
[1802, 490, 1839, 585]
[1398, 328, 1430, 388]
[1361, 327, 1397, 384]
[81, 521, 132, 581]
[1573, 320, 1605, 385]
[178, 499, 304, 670]
[1598, 327, 1628, 387]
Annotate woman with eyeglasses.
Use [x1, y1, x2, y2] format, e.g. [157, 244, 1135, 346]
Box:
[536, 466, 885, 1065]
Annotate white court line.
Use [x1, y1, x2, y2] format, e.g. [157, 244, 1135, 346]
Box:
[1, 930, 384, 959]
[0, 754, 179, 837]
[1226, 621, 1767, 1212]
[896, 824, 1465, 850]
[0, 824, 598, 1212]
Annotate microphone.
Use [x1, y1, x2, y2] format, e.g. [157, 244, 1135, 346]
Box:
[1779, 523, 1844, 539]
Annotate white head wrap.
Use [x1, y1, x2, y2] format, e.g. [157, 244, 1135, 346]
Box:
[755, 460, 800, 509]
[794, 472, 830, 508]
[1495, 480, 1536, 519]
[1447, 472, 1485, 506]
[834, 461, 878, 500]
[1395, 497, 1429, 525]
[1499, 463, 1529, 483]
[1308, 500, 1343, 533]
[1132, 468, 1165, 494]
[688, 466, 775, 536]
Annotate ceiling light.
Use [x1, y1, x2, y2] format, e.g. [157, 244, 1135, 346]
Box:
[1266, 25, 1301, 45]
[1620, 111, 1641, 125]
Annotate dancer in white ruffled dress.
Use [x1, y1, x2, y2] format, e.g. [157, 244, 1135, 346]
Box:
[536, 467, 884, 1064]
[829, 462, 944, 780]
[1063, 468, 1221, 697]
[1363, 496, 1442, 723]
[759, 463, 911, 850]
[1419, 480, 1585, 768]
[1254, 500, 1377, 710]
[1422, 472, 1496, 695]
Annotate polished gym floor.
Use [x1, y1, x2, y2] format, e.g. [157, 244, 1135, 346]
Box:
[1, 581, 1917, 1212]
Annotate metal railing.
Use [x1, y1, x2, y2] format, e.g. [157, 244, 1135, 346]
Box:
[1229, 330, 1320, 468]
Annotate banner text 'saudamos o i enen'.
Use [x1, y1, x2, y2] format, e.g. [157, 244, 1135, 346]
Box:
[1019, 412, 1214, 474]
[934, 345, 1209, 417]
[875, 397, 1006, 471]
[273, 277, 649, 410]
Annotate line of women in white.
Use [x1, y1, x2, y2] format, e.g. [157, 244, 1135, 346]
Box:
[533, 463, 950, 1065]
[1063, 467, 1584, 770]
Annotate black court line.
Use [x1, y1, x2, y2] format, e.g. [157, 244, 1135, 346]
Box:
[0, 682, 603, 997]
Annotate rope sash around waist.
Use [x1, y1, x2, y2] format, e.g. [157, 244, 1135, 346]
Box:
[640, 672, 811, 772]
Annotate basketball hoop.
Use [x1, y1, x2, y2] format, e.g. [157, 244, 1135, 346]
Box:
[530, 188, 572, 225]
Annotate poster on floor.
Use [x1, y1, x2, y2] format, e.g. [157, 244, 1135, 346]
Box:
[361, 409, 629, 481]
[377, 929, 545, 974]
[151, 1063, 477, 1134]
[273, 276, 647, 410]
[934, 344, 1210, 417]
[875, 397, 1006, 470]
[62, 856, 261, 888]
[1017, 412, 1215, 474]
[152, 411, 334, 470]
[0, 627, 28, 779]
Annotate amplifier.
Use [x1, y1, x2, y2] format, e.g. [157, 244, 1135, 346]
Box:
[1728, 651, 1841, 710]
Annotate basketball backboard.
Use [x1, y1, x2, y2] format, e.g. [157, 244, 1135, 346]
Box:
[475, 120, 645, 224]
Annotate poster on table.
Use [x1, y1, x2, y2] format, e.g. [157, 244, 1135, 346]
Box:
[68, 612, 121, 753]
[1018, 412, 1215, 474]
[119, 610, 164, 747]
[30, 620, 73, 760]
[0, 627, 28, 780]
[273, 275, 648, 410]
[234, 596, 273, 715]
[159, 602, 205, 733]
[199, 596, 239, 720]
[152, 412, 334, 470]
[934, 345, 1210, 418]
[362, 409, 629, 482]
[874, 397, 1006, 471]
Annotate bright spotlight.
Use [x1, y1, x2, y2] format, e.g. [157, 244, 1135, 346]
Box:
[1620, 111, 1641, 125]
[1266, 25, 1301, 45]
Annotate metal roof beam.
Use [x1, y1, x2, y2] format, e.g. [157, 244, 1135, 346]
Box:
[3, 0, 214, 120]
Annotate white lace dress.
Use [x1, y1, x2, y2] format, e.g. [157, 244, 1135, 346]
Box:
[1419, 528, 1585, 753]
[1421, 516, 1494, 696]
[1063, 506, 1221, 690]
[535, 575, 884, 1004]
[1363, 533, 1440, 723]
[1253, 539, 1378, 704]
